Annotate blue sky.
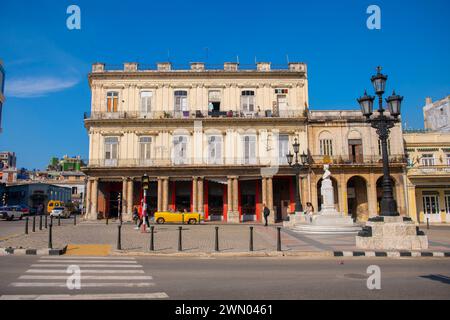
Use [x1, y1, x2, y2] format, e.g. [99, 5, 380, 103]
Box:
[0, 0, 449, 169]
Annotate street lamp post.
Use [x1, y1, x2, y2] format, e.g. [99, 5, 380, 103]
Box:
[286, 138, 308, 213]
[357, 66, 403, 217]
[141, 173, 150, 231]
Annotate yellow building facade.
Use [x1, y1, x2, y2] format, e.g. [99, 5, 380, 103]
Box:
[404, 131, 450, 223]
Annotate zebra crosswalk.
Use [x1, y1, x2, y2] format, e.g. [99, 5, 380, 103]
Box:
[0, 256, 169, 300]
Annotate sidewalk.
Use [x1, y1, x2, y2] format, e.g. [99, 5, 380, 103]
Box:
[1, 220, 449, 256]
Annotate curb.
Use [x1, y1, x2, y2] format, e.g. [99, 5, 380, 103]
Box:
[0, 246, 67, 256]
[333, 251, 450, 258]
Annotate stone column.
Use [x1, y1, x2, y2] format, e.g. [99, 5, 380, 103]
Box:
[310, 176, 318, 214]
[121, 177, 128, 218]
[267, 176, 275, 223]
[192, 177, 198, 212]
[90, 178, 99, 220]
[367, 173, 377, 217]
[162, 177, 169, 211]
[157, 177, 162, 212]
[125, 178, 133, 221]
[197, 177, 204, 215]
[339, 174, 348, 215]
[227, 176, 240, 223]
[85, 179, 92, 218]
[261, 177, 267, 211]
[227, 177, 233, 219]
[407, 183, 418, 222]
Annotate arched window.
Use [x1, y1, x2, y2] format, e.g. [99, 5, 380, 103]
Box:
[319, 131, 333, 156]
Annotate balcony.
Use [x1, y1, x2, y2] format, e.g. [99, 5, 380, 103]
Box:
[84, 109, 306, 121]
[309, 154, 407, 165]
[86, 157, 272, 168]
[408, 165, 450, 176]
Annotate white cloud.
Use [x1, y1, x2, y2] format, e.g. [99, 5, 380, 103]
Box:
[5, 76, 79, 98]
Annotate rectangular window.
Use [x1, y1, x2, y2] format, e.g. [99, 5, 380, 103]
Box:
[207, 135, 223, 164]
[174, 90, 188, 115]
[421, 154, 435, 166]
[446, 154, 450, 166]
[445, 194, 450, 214]
[320, 139, 333, 156]
[278, 135, 289, 164]
[243, 135, 257, 165]
[71, 187, 78, 195]
[275, 89, 288, 94]
[208, 90, 221, 113]
[106, 92, 119, 113]
[173, 135, 188, 165]
[139, 136, 152, 165]
[378, 139, 391, 156]
[140, 91, 152, 113]
[104, 137, 119, 166]
[422, 194, 439, 214]
[241, 91, 255, 113]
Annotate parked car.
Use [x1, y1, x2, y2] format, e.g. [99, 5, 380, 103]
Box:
[0, 206, 25, 221]
[154, 211, 204, 224]
[50, 207, 71, 218]
[47, 200, 64, 214]
[16, 204, 36, 216]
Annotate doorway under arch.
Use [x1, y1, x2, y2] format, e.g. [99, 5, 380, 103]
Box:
[347, 176, 368, 221]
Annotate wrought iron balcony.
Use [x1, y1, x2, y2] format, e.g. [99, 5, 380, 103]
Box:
[84, 109, 306, 121]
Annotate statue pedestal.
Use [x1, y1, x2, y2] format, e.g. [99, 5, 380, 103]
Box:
[356, 216, 428, 250]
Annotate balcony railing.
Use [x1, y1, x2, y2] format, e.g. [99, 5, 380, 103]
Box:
[86, 157, 272, 168]
[84, 154, 406, 168]
[408, 165, 450, 175]
[309, 154, 407, 165]
[84, 109, 306, 121]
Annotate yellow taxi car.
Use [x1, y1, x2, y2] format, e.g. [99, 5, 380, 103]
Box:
[47, 200, 64, 214]
[154, 211, 204, 224]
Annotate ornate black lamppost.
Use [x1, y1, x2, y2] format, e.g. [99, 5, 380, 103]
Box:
[357, 66, 403, 217]
[286, 138, 308, 212]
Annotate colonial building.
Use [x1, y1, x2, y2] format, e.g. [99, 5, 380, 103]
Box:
[423, 95, 450, 132]
[404, 130, 450, 223]
[82, 61, 407, 223]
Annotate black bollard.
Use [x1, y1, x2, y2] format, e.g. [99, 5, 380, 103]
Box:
[277, 227, 282, 252]
[45, 215, 48, 229]
[25, 217, 29, 235]
[427, 217, 429, 229]
[74, 214, 77, 226]
[50, 216, 54, 228]
[58, 215, 61, 226]
[249, 226, 254, 251]
[48, 223, 53, 249]
[215, 226, 219, 252]
[32, 216, 36, 232]
[178, 226, 182, 251]
[150, 226, 155, 251]
[39, 215, 43, 230]
[117, 225, 122, 250]
[106, 217, 109, 225]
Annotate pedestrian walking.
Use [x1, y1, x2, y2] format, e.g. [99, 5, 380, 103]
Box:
[137, 202, 150, 230]
[263, 203, 270, 227]
[132, 206, 139, 227]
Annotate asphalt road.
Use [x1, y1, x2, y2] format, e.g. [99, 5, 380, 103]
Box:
[0, 215, 77, 241]
[0, 255, 449, 300]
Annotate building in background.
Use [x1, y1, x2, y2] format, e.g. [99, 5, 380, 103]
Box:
[48, 155, 85, 172]
[423, 95, 450, 132]
[82, 61, 407, 222]
[0, 151, 17, 183]
[2, 182, 71, 210]
[0, 60, 5, 133]
[404, 130, 450, 223]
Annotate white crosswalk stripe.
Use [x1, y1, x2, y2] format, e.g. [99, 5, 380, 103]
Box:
[1, 256, 169, 300]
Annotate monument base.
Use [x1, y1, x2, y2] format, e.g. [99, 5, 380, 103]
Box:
[288, 211, 362, 234]
[356, 216, 428, 250]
